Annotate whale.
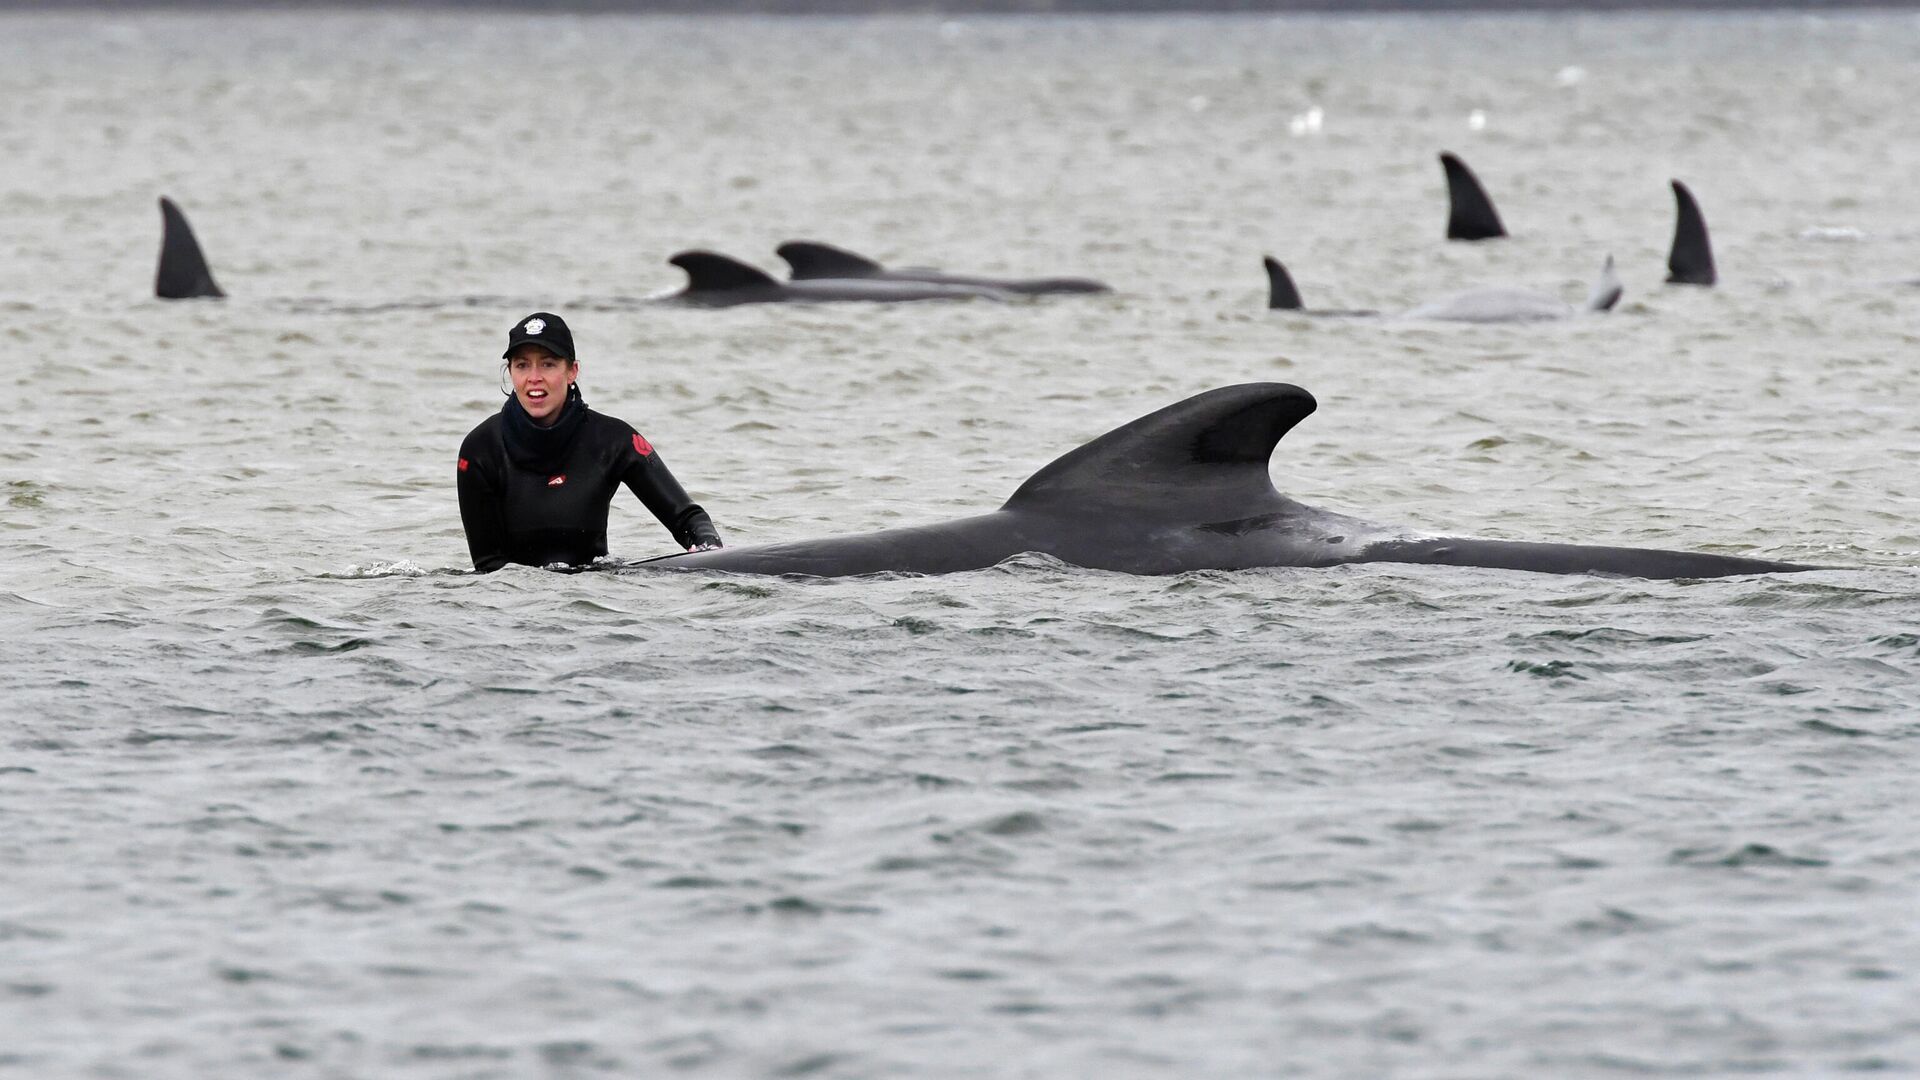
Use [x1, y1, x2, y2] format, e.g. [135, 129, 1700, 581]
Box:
[653, 384, 1814, 580]
[1441, 152, 1507, 241]
[775, 240, 1111, 295]
[1265, 255, 1621, 323]
[155, 197, 224, 299]
[1667, 179, 1717, 286]
[664, 251, 1018, 306]
[1261, 257, 1380, 317]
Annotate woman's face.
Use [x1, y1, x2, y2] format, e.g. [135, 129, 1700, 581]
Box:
[507, 345, 576, 426]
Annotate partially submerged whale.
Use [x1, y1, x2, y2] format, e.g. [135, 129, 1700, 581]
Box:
[665, 250, 1018, 306]
[155, 197, 223, 299]
[1264, 255, 1622, 323]
[1261, 258, 1380, 317]
[1667, 179, 1717, 286]
[655, 384, 1813, 580]
[775, 240, 1111, 295]
[1441, 152, 1507, 241]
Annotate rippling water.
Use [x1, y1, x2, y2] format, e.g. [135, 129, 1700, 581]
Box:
[4, 9, 1919, 1078]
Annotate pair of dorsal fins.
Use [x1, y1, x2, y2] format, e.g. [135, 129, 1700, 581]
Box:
[1441, 154, 1716, 285]
[1262, 254, 1620, 314]
[668, 243, 890, 292]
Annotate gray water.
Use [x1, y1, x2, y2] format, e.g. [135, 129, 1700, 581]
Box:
[4, 10, 1920, 1078]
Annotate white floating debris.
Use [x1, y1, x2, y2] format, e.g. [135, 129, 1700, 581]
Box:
[1798, 226, 1867, 242]
[1289, 105, 1324, 137]
[1556, 65, 1587, 87]
[1468, 109, 1487, 131]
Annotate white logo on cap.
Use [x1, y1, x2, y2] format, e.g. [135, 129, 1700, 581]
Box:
[524, 318, 546, 335]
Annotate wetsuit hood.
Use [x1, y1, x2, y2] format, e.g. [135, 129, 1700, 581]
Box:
[500, 385, 589, 475]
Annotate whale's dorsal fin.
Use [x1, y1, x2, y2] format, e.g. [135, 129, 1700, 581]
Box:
[776, 240, 885, 280]
[1440, 152, 1507, 241]
[1666, 180, 1716, 286]
[1585, 255, 1623, 312]
[669, 250, 780, 292]
[1263, 256, 1304, 311]
[155, 197, 224, 299]
[1003, 383, 1316, 518]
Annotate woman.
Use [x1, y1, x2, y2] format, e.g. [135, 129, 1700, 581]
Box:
[457, 312, 722, 572]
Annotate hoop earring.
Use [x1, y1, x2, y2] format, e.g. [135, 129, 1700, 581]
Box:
[499, 363, 512, 397]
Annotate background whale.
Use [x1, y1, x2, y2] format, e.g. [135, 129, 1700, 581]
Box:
[666, 250, 1018, 306]
[1261, 257, 1380, 317]
[1441, 151, 1508, 241]
[1264, 255, 1621, 323]
[1667, 179, 1717, 285]
[775, 240, 1112, 295]
[655, 383, 1811, 580]
[155, 197, 223, 299]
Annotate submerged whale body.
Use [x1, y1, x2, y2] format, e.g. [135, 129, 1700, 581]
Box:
[1667, 179, 1717, 286]
[775, 240, 1111, 295]
[155, 197, 223, 299]
[1441, 152, 1508, 242]
[659, 384, 1813, 580]
[665, 250, 1017, 306]
[1264, 255, 1621, 323]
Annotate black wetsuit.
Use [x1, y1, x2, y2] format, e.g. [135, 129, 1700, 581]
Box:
[457, 389, 721, 572]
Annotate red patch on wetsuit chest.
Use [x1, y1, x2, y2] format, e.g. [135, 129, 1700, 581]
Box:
[457, 457, 469, 472]
[547, 474, 566, 487]
[632, 433, 653, 457]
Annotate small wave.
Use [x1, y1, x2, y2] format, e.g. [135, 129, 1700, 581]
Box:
[1797, 225, 1868, 242]
[323, 561, 467, 579]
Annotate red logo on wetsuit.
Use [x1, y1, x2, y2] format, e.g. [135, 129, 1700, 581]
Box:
[547, 475, 566, 487]
[632, 433, 654, 457]
[458, 457, 469, 472]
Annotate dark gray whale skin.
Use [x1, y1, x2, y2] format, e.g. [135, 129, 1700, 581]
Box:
[1441, 152, 1507, 242]
[776, 240, 1111, 295]
[1667, 179, 1717, 286]
[655, 384, 1815, 580]
[664, 250, 1018, 306]
[155, 197, 224, 299]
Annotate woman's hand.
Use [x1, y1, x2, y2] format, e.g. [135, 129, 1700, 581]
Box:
[686, 542, 723, 552]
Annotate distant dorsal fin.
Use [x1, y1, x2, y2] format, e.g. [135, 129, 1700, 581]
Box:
[1263, 256, 1304, 311]
[1002, 383, 1317, 519]
[155, 197, 224, 299]
[776, 240, 885, 280]
[1585, 255, 1623, 312]
[669, 250, 779, 292]
[1440, 152, 1507, 241]
[1666, 180, 1716, 286]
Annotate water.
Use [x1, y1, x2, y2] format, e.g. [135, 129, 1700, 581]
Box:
[4, 9, 1920, 1078]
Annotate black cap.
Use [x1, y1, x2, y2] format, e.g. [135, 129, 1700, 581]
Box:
[502, 312, 575, 361]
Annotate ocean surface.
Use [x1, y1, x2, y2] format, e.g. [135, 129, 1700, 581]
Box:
[3, 9, 1920, 1078]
